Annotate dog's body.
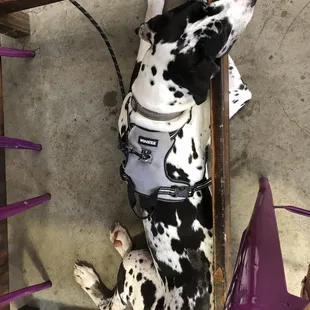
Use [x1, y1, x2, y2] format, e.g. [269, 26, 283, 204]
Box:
[74, 0, 255, 309]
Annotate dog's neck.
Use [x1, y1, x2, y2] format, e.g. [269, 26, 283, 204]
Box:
[124, 92, 194, 132]
[131, 42, 198, 116]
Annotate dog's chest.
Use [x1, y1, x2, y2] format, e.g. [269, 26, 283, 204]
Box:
[165, 104, 210, 185]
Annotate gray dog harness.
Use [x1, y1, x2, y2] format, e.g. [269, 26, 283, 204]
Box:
[119, 95, 211, 218]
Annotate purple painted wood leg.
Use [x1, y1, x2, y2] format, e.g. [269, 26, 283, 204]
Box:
[0, 137, 41, 151]
[0, 194, 51, 220]
[0, 281, 52, 307]
[0, 47, 35, 58]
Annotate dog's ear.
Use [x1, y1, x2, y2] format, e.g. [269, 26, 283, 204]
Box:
[190, 57, 220, 104]
[135, 13, 171, 45]
[136, 22, 155, 44]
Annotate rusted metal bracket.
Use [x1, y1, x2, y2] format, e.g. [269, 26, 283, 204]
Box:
[210, 55, 231, 310]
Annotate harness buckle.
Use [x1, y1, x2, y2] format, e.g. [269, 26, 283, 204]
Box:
[140, 149, 152, 163]
[172, 186, 190, 198]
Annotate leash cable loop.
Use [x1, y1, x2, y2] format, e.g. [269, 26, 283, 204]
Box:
[69, 0, 126, 100]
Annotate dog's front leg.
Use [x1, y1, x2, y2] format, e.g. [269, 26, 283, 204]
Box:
[74, 263, 126, 310]
[136, 0, 165, 62]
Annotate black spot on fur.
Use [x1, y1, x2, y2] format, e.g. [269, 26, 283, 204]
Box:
[150, 80, 155, 86]
[129, 269, 133, 275]
[194, 29, 202, 36]
[188, 154, 192, 164]
[239, 84, 245, 90]
[151, 66, 157, 76]
[177, 128, 183, 138]
[85, 287, 90, 290]
[139, 259, 144, 263]
[196, 188, 213, 230]
[174, 91, 184, 98]
[232, 99, 239, 104]
[121, 125, 126, 134]
[137, 273, 142, 281]
[117, 263, 126, 296]
[171, 239, 184, 254]
[197, 166, 202, 170]
[158, 223, 164, 234]
[169, 86, 176, 92]
[151, 222, 158, 237]
[173, 145, 177, 153]
[197, 191, 202, 197]
[163, 71, 170, 81]
[208, 230, 213, 237]
[141, 64, 145, 71]
[205, 144, 209, 162]
[129, 286, 133, 296]
[155, 297, 165, 310]
[191, 138, 198, 159]
[208, 284, 213, 294]
[141, 280, 156, 310]
[166, 163, 190, 182]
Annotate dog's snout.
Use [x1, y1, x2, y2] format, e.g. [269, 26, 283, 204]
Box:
[250, 0, 257, 7]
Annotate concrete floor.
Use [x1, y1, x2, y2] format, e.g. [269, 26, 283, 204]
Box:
[1, 0, 310, 308]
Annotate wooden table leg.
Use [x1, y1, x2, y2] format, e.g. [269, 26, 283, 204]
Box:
[0, 0, 64, 14]
[0, 12, 30, 38]
[0, 58, 9, 310]
[210, 55, 231, 310]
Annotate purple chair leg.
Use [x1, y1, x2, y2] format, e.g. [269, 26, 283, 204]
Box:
[0, 194, 51, 221]
[274, 205, 310, 217]
[0, 281, 52, 307]
[225, 177, 310, 310]
[0, 47, 35, 58]
[0, 137, 42, 151]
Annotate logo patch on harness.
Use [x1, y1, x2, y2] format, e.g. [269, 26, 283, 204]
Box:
[138, 136, 158, 147]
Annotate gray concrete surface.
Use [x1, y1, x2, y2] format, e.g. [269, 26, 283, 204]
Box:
[1, 0, 310, 308]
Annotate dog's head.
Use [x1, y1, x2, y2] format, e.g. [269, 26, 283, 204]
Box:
[132, 0, 256, 110]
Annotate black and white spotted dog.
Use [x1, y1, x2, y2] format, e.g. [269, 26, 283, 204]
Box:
[74, 0, 256, 309]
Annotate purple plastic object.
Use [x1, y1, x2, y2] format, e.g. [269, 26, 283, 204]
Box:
[0, 281, 52, 307]
[225, 177, 310, 310]
[0, 194, 51, 221]
[0, 137, 42, 151]
[0, 47, 35, 58]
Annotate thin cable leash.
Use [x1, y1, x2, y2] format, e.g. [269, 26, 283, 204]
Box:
[69, 0, 126, 100]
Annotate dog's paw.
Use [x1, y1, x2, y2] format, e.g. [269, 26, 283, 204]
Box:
[74, 262, 99, 289]
[110, 222, 132, 258]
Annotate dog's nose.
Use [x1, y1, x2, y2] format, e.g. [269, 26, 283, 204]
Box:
[250, 0, 257, 7]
